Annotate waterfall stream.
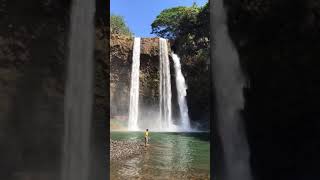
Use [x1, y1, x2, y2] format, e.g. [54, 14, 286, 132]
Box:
[61, 0, 95, 180]
[128, 37, 141, 131]
[127, 38, 194, 132]
[159, 38, 174, 130]
[172, 53, 191, 130]
[211, 0, 253, 179]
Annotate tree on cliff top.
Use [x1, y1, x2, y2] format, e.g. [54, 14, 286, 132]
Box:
[151, 2, 209, 39]
[151, 2, 209, 60]
[110, 14, 133, 36]
[151, 4, 201, 39]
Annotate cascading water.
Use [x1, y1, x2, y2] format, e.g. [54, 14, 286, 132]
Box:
[211, 0, 253, 180]
[159, 38, 174, 130]
[172, 53, 191, 130]
[128, 37, 141, 131]
[61, 0, 95, 180]
[127, 38, 190, 132]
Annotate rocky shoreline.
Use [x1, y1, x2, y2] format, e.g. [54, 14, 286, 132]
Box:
[110, 140, 145, 161]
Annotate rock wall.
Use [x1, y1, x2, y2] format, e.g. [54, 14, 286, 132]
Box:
[224, 1, 320, 179]
[110, 35, 132, 116]
[0, 1, 108, 179]
[110, 35, 161, 119]
[0, 2, 68, 177]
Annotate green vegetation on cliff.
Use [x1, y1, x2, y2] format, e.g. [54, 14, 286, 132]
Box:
[151, 5, 201, 39]
[151, 2, 209, 61]
[110, 14, 133, 36]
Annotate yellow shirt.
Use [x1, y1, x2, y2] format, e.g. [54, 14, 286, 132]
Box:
[144, 131, 149, 137]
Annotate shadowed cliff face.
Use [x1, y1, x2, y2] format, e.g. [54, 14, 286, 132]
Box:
[110, 35, 209, 129]
[0, 1, 108, 179]
[0, 1, 69, 179]
[224, 0, 320, 179]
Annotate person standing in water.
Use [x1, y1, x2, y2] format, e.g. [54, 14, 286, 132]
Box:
[144, 129, 149, 146]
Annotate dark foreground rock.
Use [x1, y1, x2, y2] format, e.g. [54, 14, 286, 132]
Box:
[220, 1, 320, 180]
[110, 140, 144, 161]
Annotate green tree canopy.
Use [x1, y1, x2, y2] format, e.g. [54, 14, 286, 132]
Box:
[151, 5, 201, 39]
[110, 14, 133, 36]
[151, 2, 210, 61]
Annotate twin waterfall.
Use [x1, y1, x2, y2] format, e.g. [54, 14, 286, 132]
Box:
[159, 38, 173, 130]
[128, 37, 191, 131]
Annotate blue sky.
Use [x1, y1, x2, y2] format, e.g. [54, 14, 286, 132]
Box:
[111, 0, 208, 37]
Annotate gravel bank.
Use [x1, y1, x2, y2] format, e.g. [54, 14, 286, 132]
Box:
[110, 140, 144, 161]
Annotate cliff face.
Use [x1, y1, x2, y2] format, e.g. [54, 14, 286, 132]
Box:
[110, 35, 160, 118]
[0, 2, 68, 177]
[0, 1, 108, 178]
[224, 1, 320, 179]
[110, 35, 209, 128]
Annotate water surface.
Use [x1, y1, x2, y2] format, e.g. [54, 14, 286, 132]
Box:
[110, 132, 210, 179]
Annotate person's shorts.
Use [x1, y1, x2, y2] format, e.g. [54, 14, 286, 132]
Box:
[145, 137, 148, 143]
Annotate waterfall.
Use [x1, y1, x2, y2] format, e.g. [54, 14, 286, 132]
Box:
[61, 0, 95, 179]
[128, 37, 141, 131]
[172, 53, 191, 130]
[159, 38, 174, 130]
[211, 0, 253, 179]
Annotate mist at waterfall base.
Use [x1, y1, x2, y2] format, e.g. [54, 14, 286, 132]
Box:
[61, 0, 95, 180]
[124, 38, 197, 132]
[211, 0, 252, 180]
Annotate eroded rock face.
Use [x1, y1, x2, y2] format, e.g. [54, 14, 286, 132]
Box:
[110, 35, 162, 121]
[110, 35, 132, 116]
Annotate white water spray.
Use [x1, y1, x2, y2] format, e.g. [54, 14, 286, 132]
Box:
[159, 38, 174, 130]
[211, 0, 253, 179]
[61, 0, 95, 179]
[172, 53, 191, 130]
[128, 37, 141, 131]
